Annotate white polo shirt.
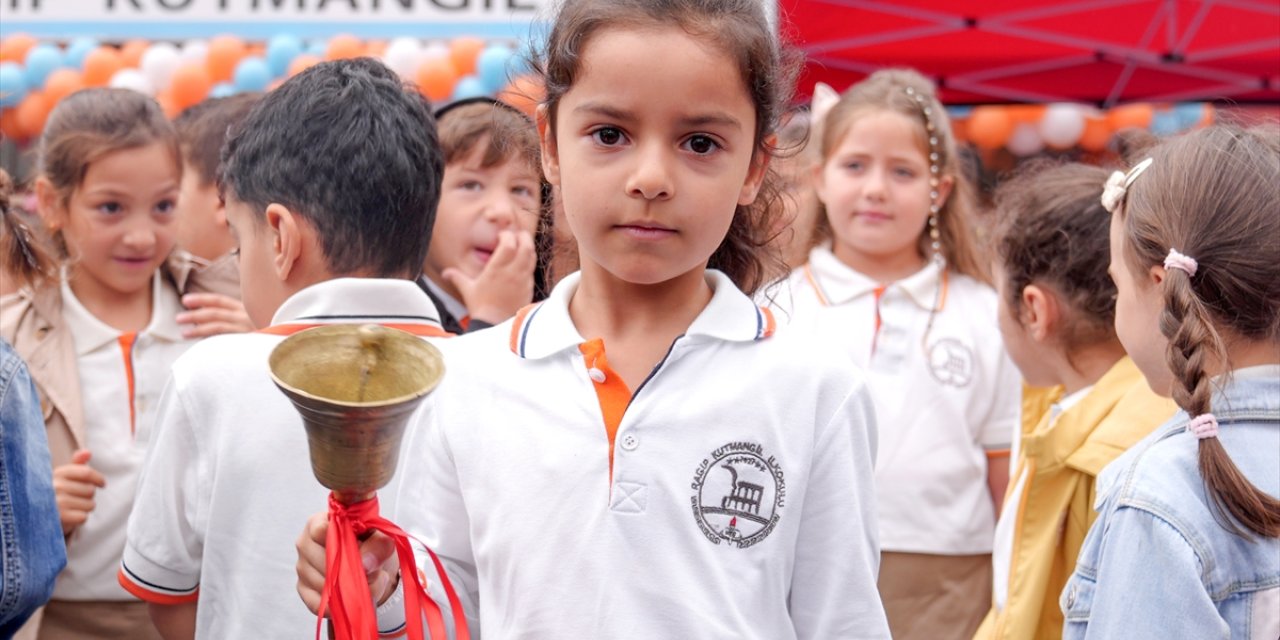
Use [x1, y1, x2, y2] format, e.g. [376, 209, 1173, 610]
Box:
[120, 278, 447, 639]
[381, 269, 890, 639]
[769, 245, 1020, 555]
[55, 273, 193, 601]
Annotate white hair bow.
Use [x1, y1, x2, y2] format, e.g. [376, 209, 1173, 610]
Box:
[1101, 157, 1154, 213]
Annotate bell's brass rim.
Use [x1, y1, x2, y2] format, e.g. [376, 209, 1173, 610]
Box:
[267, 324, 445, 409]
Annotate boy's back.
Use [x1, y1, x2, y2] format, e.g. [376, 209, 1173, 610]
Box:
[120, 58, 447, 639]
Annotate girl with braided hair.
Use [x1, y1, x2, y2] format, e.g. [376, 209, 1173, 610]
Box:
[1061, 124, 1280, 638]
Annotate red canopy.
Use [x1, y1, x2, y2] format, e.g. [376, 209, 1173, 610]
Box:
[781, 0, 1280, 105]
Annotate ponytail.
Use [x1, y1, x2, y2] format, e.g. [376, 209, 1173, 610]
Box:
[0, 170, 58, 290]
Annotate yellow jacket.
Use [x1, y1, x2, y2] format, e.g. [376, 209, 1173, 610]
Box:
[975, 357, 1177, 640]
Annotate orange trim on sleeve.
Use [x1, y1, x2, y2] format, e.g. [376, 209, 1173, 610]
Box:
[508, 303, 538, 354]
[118, 333, 137, 436]
[985, 448, 1012, 459]
[117, 568, 199, 605]
[257, 323, 452, 338]
[578, 339, 632, 483]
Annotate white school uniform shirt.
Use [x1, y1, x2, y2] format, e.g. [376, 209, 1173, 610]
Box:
[379, 269, 890, 640]
[770, 244, 1020, 555]
[55, 273, 193, 601]
[120, 278, 447, 639]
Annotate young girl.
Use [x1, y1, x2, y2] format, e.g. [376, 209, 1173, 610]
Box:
[0, 88, 197, 640]
[1060, 126, 1279, 637]
[294, 1, 890, 637]
[975, 161, 1177, 640]
[769, 69, 1022, 639]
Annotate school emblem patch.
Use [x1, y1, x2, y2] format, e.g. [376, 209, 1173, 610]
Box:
[690, 441, 785, 548]
[928, 337, 975, 387]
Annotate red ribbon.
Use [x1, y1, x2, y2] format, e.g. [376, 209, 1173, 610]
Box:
[316, 493, 470, 640]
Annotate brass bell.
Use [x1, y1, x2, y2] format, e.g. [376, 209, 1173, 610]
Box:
[269, 324, 445, 504]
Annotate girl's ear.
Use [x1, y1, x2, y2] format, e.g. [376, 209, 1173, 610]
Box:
[934, 174, 955, 210]
[1020, 283, 1060, 343]
[536, 106, 561, 188]
[34, 177, 66, 230]
[738, 141, 773, 206]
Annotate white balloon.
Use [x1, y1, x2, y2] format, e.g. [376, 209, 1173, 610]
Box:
[383, 38, 421, 79]
[140, 42, 181, 93]
[109, 68, 154, 96]
[1039, 103, 1086, 148]
[1007, 122, 1045, 156]
[420, 42, 450, 63]
[180, 39, 209, 64]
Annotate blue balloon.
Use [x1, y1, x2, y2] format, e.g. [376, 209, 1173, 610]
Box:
[23, 44, 63, 89]
[306, 39, 328, 58]
[451, 75, 489, 101]
[266, 34, 303, 78]
[477, 45, 513, 93]
[947, 105, 974, 119]
[65, 37, 99, 69]
[234, 57, 272, 93]
[1173, 102, 1205, 129]
[1150, 109, 1180, 136]
[210, 82, 237, 99]
[0, 62, 28, 108]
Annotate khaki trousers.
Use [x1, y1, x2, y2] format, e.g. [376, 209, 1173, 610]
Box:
[879, 551, 993, 640]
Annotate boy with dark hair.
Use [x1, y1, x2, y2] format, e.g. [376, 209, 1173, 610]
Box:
[169, 93, 261, 338]
[120, 58, 447, 639]
[419, 97, 544, 333]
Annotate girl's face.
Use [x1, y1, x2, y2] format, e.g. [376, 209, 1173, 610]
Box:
[1109, 213, 1172, 395]
[540, 26, 767, 287]
[52, 142, 180, 305]
[816, 109, 948, 271]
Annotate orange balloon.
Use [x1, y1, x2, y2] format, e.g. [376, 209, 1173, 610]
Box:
[497, 74, 545, 118]
[416, 58, 458, 102]
[966, 105, 1015, 150]
[155, 90, 182, 120]
[326, 34, 364, 61]
[1006, 103, 1047, 123]
[267, 78, 285, 92]
[170, 63, 212, 110]
[449, 37, 485, 77]
[1078, 115, 1111, 152]
[287, 54, 322, 78]
[1, 108, 27, 143]
[44, 68, 85, 106]
[1107, 103, 1153, 130]
[206, 35, 248, 83]
[82, 47, 125, 87]
[365, 40, 388, 58]
[120, 39, 150, 68]
[0, 34, 38, 64]
[16, 92, 50, 140]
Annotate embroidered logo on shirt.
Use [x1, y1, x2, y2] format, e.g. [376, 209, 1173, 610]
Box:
[927, 337, 974, 387]
[690, 441, 785, 549]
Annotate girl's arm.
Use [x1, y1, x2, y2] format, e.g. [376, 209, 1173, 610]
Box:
[987, 454, 1011, 515]
[148, 602, 196, 640]
[790, 380, 891, 639]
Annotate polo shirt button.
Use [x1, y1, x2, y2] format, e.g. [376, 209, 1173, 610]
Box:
[620, 433, 639, 451]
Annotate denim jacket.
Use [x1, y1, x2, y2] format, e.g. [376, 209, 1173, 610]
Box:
[1061, 366, 1280, 639]
[0, 338, 66, 635]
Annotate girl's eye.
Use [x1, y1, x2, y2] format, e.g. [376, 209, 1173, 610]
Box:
[844, 161, 863, 172]
[894, 167, 916, 178]
[592, 127, 625, 146]
[156, 199, 176, 214]
[97, 202, 122, 215]
[460, 181, 483, 192]
[684, 135, 720, 155]
[230, 248, 241, 258]
[513, 185, 535, 198]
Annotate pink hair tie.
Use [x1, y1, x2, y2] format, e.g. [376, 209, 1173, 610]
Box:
[1164, 249, 1199, 277]
[1187, 413, 1219, 440]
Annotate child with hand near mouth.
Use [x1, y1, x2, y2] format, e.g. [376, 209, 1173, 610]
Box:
[418, 98, 544, 334]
